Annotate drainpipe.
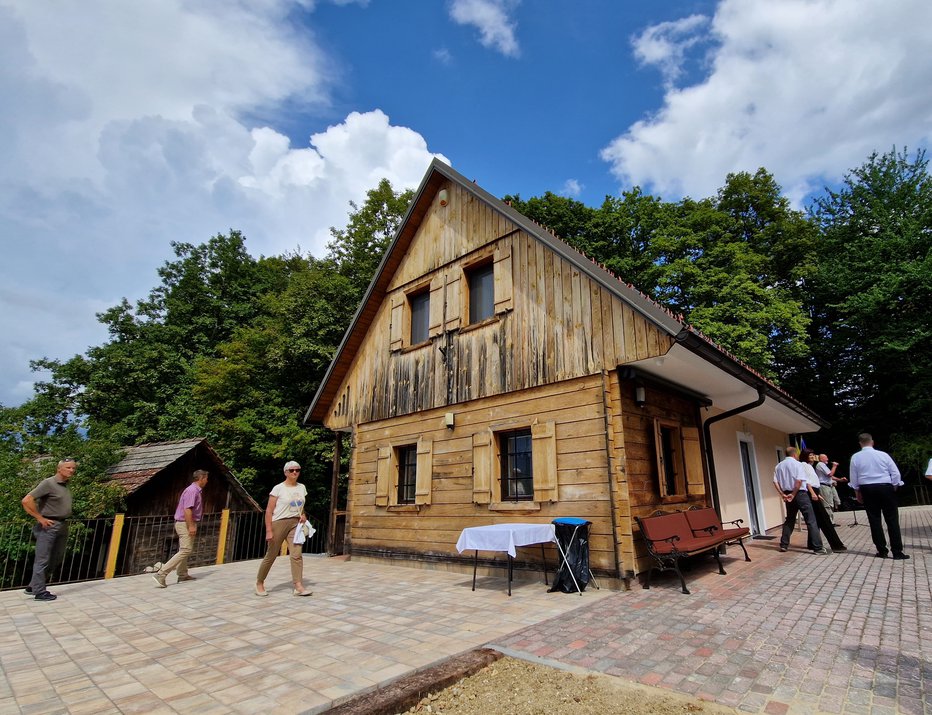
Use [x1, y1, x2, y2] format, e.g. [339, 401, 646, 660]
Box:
[701, 387, 765, 515]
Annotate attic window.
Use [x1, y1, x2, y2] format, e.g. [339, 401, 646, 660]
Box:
[409, 290, 430, 344]
[465, 261, 494, 324]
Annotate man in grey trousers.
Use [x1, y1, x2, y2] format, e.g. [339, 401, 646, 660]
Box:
[21, 458, 76, 601]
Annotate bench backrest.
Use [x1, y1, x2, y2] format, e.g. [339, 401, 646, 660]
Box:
[638, 511, 691, 543]
[684, 507, 720, 535]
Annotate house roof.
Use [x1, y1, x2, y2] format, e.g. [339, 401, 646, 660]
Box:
[304, 158, 827, 433]
[107, 437, 261, 509]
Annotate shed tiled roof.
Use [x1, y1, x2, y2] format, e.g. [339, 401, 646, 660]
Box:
[107, 438, 260, 510]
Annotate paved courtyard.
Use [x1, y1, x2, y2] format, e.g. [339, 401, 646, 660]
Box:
[1, 506, 929, 714]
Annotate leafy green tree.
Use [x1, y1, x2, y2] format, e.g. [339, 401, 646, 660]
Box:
[326, 179, 415, 298]
[806, 148, 932, 454]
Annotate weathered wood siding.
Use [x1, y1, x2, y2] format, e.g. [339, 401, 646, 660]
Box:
[344, 374, 619, 573]
[324, 181, 674, 430]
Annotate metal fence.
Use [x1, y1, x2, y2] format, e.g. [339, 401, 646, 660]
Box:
[0, 511, 326, 592]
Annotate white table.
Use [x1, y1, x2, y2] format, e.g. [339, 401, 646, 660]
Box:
[456, 523, 556, 595]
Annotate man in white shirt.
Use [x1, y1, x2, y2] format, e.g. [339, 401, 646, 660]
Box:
[773, 447, 826, 554]
[849, 433, 908, 560]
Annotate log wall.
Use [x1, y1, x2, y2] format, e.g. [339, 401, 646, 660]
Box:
[344, 374, 620, 573]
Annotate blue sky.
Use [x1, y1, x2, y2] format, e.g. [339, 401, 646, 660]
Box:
[1, 0, 930, 407]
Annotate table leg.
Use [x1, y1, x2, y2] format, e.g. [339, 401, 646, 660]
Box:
[540, 543, 548, 585]
[507, 555, 513, 596]
[472, 550, 478, 591]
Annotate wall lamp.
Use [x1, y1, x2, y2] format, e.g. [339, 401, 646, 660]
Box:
[438, 188, 449, 206]
[634, 385, 646, 407]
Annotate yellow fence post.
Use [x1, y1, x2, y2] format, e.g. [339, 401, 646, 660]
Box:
[104, 514, 125, 579]
[216, 508, 230, 565]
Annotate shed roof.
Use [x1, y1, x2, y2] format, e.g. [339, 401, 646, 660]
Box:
[107, 438, 260, 509]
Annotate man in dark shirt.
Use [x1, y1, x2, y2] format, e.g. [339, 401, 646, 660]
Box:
[21, 458, 76, 601]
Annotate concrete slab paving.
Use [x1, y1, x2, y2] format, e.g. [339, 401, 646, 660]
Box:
[0, 548, 611, 714]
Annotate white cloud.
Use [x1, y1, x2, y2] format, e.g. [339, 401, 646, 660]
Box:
[433, 47, 454, 65]
[631, 14, 710, 88]
[0, 0, 445, 406]
[602, 0, 932, 204]
[560, 179, 582, 198]
[449, 0, 520, 57]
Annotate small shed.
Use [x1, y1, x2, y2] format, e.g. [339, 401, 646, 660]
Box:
[107, 438, 261, 573]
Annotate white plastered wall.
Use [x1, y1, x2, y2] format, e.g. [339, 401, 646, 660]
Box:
[707, 414, 790, 534]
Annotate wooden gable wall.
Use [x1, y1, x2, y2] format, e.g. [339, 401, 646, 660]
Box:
[323, 181, 675, 430]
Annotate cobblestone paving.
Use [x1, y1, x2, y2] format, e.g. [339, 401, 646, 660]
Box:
[492, 506, 932, 715]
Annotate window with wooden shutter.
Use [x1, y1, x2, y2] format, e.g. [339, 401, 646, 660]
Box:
[682, 426, 705, 496]
[531, 421, 558, 502]
[415, 437, 433, 505]
[472, 431, 492, 504]
[375, 446, 392, 506]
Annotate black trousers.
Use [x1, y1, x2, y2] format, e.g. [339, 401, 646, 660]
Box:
[807, 497, 846, 550]
[859, 483, 903, 555]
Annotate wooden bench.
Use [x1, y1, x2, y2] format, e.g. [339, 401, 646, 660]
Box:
[684, 506, 752, 562]
[634, 511, 729, 594]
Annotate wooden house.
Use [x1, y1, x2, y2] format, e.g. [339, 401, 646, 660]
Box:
[304, 159, 826, 583]
[107, 438, 261, 573]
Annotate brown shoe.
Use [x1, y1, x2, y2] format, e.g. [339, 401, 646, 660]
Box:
[177, 575, 196, 582]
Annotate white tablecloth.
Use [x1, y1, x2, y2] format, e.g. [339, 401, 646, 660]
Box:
[455, 523, 556, 558]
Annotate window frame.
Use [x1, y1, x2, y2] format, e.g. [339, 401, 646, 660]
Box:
[395, 444, 417, 505]
[654, 418, 688, 503]
[407, 288, 430, 346]
[499, 428, 534, 502]
[464, 259, 495, 326]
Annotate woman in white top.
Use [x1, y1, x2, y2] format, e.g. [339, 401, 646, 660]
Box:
[255, 460, 312, 596]
[801, 449, 846, 552]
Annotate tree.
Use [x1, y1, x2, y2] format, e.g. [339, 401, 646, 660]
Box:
[326, 179, 415, 299]
[34, 231, 274, 445]
[806, 148, 932, 454]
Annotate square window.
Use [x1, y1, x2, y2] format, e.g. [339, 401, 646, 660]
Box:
[466, 262, 494, 324]
[397, 445, 417, 504]
[500, 428, 533, 501]
[409, 291, 430, 344]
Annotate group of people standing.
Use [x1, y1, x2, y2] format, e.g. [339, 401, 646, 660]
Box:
[19, 431, 919, 601]
[775, 433, 909, 560]
[20, 458, 314, 601]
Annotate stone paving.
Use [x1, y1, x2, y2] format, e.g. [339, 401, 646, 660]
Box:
[0, 506, 929, 714]
[493, 506, 932, 714]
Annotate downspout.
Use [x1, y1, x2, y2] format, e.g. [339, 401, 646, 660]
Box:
[701, 387, 765, 515]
